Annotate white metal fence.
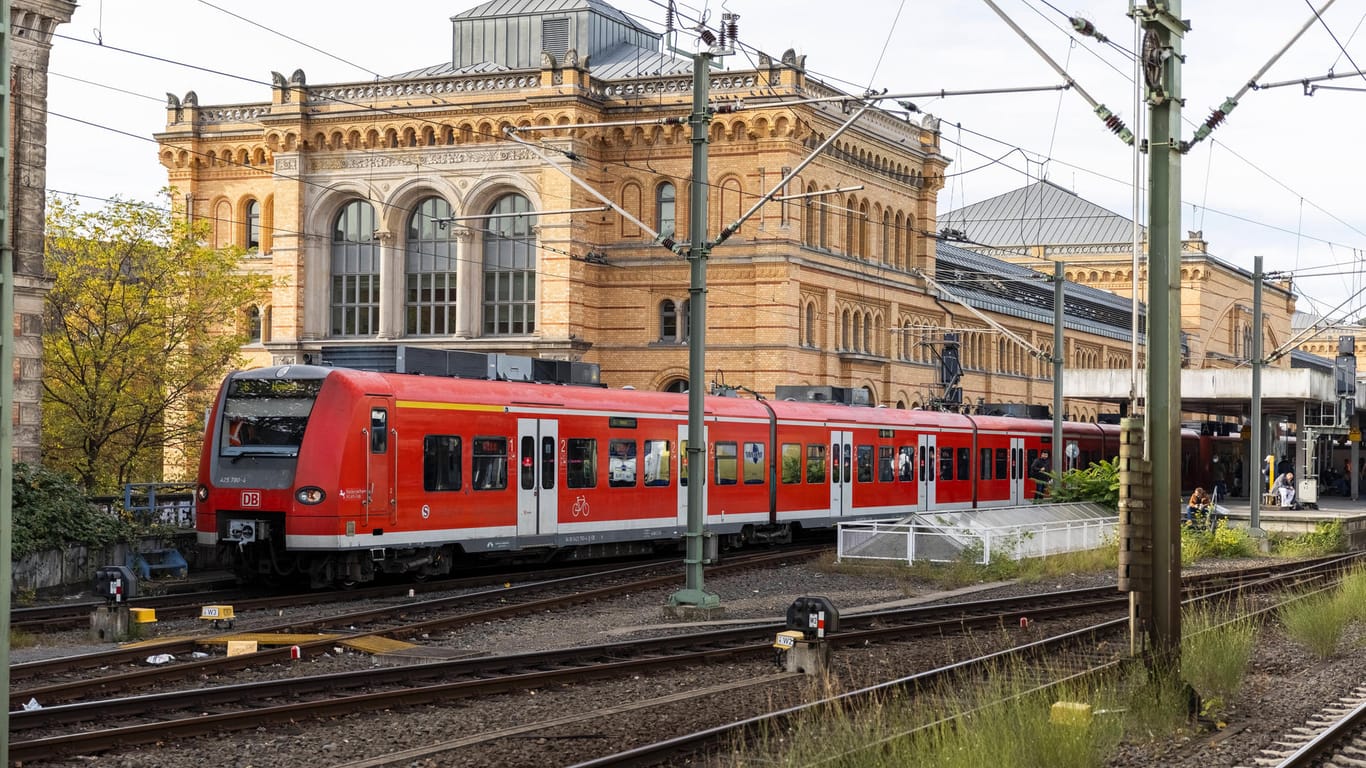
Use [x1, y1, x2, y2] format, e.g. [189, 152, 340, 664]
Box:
[836, 517, 1119, 565]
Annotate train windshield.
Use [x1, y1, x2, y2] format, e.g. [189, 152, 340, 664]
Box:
[220, 377, 323, 456]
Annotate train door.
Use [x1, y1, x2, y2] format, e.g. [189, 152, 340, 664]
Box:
[677, 424, 707, 527]
[517, 419, 559, 537]
[829, 430, 853, 517]
[364, 399, 396, 527]
[1010, 437, 1027, 505]
[917, 434, 937, 511]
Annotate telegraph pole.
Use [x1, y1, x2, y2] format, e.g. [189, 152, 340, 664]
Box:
[1133, 0, 1187, 660]
[668, 48, 721, 611]
[1250, 256, 1264, 534]
[1053, 260, 1064, 480]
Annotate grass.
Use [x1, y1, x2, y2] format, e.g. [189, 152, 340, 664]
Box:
[733, 661, 1127, 768]
[1269, 520, 1347, 557]
[1274, 567, 1366, 659]
[10, 629, 38, 650]
[1180, 601, 1258, 721]
[825, 539, 1119, 592]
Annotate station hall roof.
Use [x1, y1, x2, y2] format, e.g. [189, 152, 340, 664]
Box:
[939, 180, 1145, 247]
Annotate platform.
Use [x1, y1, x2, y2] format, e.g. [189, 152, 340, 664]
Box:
[1214, 494, 1366, 548]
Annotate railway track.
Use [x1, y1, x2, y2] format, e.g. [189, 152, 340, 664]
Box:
[11, 554, 1356, 764]
[10, 545, 829, 707]
[1240, 686, 1366, 767]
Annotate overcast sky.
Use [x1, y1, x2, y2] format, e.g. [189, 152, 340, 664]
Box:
[43, 0, 1366, 322]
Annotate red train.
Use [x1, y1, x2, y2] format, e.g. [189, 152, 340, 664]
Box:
[195, 365, 1229, 587]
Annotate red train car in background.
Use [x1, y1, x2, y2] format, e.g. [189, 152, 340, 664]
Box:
[196, 365, 1211, 587]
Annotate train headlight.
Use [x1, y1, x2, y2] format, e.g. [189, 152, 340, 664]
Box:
[295, 486, 326, 505]
[196, 484, 209, 501]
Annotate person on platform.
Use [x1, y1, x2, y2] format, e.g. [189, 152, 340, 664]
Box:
[1029, 451, 1051, 499]
[1186, 487, 1212, 528]
[1274, 471, 1297, 509]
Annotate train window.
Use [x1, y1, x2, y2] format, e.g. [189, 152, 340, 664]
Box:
[521, 436, 535, 490]
[939, 447, 953, 481]
[878, 446, 894, 482]
[743, 442, 765, 484]
[715, 442, 738, 485]
[567, 438, 597, 489]
[422, 435, 461, 492]
[680, 439, 689, 487]
[472, 437, 508, 491]
[1027, 449, 1039, 476]
[831, 442, 841, 484]
[806, 444, 826, 483]
[609, 439, 637, 488]
[919, 445, 929, 482]
[370, 408, 388, 454]
[995, 448, 1008, 480]
[856, 445, 873, 483]
[843, 445, 852, 485]
[980, 448, 993, 481]
[540, 436, 555, 490]
[644, 440, 670, 486]
[780, 444, 802, 483]
[958, 448, 970, 480]
[898, 446, 914, 482]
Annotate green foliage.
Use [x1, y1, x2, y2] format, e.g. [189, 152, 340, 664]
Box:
[1270, 520, 1346, 557]
[41, 193, 272, 493]
[1181, 602, 1257, 721]
[1278, 588, 1347, 659]
[11, 462, 133, 558]
[1181, 520, 1257, 563]
[1046, 458, 1120, 510]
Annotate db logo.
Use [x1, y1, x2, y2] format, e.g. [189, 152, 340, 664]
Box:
[241, 491, 262, 508]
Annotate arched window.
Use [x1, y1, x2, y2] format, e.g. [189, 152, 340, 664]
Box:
[660, 299, 678, 342]
[482, 193, 537, 335]
[406, 197, 457, 335]
[657, 182, 676, 236]
[664, 378, 688, 393]
[863, 314, 872, 354]
[680, 298, 691, 342]
[245, 199, 261, 250]
[804, 302, 816, 347]
[246, 305, 261, 343]
[330, 200, 379, 337]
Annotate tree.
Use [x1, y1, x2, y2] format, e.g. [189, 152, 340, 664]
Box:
[41, 194, 272, 492]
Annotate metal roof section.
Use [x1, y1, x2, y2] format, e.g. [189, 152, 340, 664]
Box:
[389, 60, 509, 79]
[935, 240, 1143, 343]
[454, 0, 654, 33]
[449, 0, 662, 73]
[940, 180, 1143, 247]
[588, 40, 693, 79]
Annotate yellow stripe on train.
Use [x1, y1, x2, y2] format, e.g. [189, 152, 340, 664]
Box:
[395, 400, 506, 412]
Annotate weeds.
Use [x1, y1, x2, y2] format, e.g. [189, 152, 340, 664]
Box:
[1278, 587, 1348, 659]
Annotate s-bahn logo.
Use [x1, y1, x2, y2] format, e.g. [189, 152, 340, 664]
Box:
[241, 491, 262, 508]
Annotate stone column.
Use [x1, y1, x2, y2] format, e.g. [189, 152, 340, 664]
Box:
[452, 227, 475, 338]
[10, 1, 75, 463]
[375, 230, 399, 339]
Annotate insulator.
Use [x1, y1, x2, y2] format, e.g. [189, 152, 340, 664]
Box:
[664, 2, 674, 33]
[727, 17, 739, 44]
[717, 24, 726, 48]
[1103, 114, 1128, 137]
[1205, 110, 1226, 130]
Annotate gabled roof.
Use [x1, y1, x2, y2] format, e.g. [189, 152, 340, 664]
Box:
[939, 180, 1143, 247]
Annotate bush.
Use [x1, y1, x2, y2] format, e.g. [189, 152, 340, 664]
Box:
[1271, 520, 1346, 557]
[1182, 520, 1257, 563]
[1046, 458, 1119, 510]
[11, 462, 134, 558]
